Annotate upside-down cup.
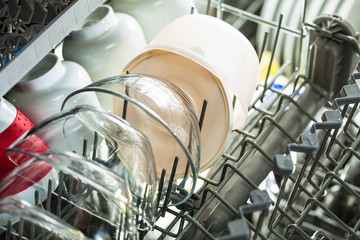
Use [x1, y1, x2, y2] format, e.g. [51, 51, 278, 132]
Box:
[124, 14, 260, 171]
[62, 74, 201, 206]
[4, 105, 157, 231]
[0, 154, 138, 239]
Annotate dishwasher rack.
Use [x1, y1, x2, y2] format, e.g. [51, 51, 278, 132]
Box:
[1, 0, 360, 240]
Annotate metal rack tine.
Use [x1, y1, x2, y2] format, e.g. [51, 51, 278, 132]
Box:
[56, 171, 64, 217]
[156, 169, 166, 211]
[5, 220, 11, 240]
[267, 154, 294, 238]
[258, 31, 269, 60]
[18, 218, 24, 240]
[82, 139, 87, 157]
[122, 83, 130, 120]
[295, 0, 307, 70]
[262, 14, 283, 102]
[161, 156, 179, 217]
[46, 179, 52, 211]
[198, 99, 208, 131]
[92, 131, 98, 160]
[286, 134, 319, 209]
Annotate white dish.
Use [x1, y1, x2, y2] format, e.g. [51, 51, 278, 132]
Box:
[63, 5, 146, 82]
[124, 14, 259, 172]
[110, 0, 197, 42]
[6, 53, 98, 125]
[124, 49, 231, 172]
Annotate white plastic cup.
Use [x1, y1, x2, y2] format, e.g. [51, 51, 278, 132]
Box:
[129, 14, 260, 130]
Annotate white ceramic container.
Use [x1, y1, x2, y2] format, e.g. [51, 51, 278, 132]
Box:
[6, 53, 98, 124]
[110, 0, 197, 42]
[124, 14, 260, 171]
[62, 4, 146, 82]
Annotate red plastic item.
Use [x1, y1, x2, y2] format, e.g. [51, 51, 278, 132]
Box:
[0, 108, 35, 180]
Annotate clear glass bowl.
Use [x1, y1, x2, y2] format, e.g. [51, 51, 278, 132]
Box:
[0, 196, 89, 240]
[0, 155, 137, 239]
[5, 105, 157, 231]
[62, 74, 201, 206]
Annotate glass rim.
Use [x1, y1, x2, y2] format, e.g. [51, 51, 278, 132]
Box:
[61, 75, 199, 207]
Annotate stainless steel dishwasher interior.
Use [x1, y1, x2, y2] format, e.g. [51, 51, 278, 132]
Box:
[1, 0, 360, 240]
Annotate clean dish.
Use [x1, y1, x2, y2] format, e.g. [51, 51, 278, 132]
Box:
[110, 0, 198, 42]
[124, 14, 259, 173]
[63, 75, 200, 178]
[6, 105, 157, 230]
[6, 53, 98, 124]
[124, 50, 230, 173]
[62, 75, 200, 207]
[0, 154, 138, 239]
[62, 5, 146, 82]
[136, 14, 259, 129]
[0, 196, 88, 239]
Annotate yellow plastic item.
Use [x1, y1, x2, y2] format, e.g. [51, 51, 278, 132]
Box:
[259, 51, 280, 83]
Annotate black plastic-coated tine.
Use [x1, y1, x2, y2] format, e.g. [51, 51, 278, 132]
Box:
[287, 133, 319, 154]
[181, 123, 193, 185]
[181, 161, 190, 187]
[30, 217, 35, 240]
[139, 231, 146, 240]
[46, 179, 52, 211]
[119, 212, 124, 239]
[273, 154, 293, 176]
[34, 190, 39, 205]
[92, 132, 98, 160]
[306, 130, 331, 186]
[57, 171, 64, 217]
[349, 72, 360, 84]
[240, 190, 271, 216]
[156, 169, 166, 211]
[162, 156, 179, 217]
[18, 218, 23, 240]
[333, 84, 360, 108]
[190, 6, 194, 14]
[136, 197, 141, 223]
[312, 110, 343, 131]
[82, 139, 87, 157]
[199, 99, 208, 131]
[68, 176, 74, 201]
[122, 84, 130, 119]
[262, 14, 283, 102]
[6, 220, 11, 240]
[287, 153, 313, 206]
[268, 175, 289, 229]
[141, 184, 148, 210]
[232, 95, 237, 110]
[253, 210, 266, 240]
